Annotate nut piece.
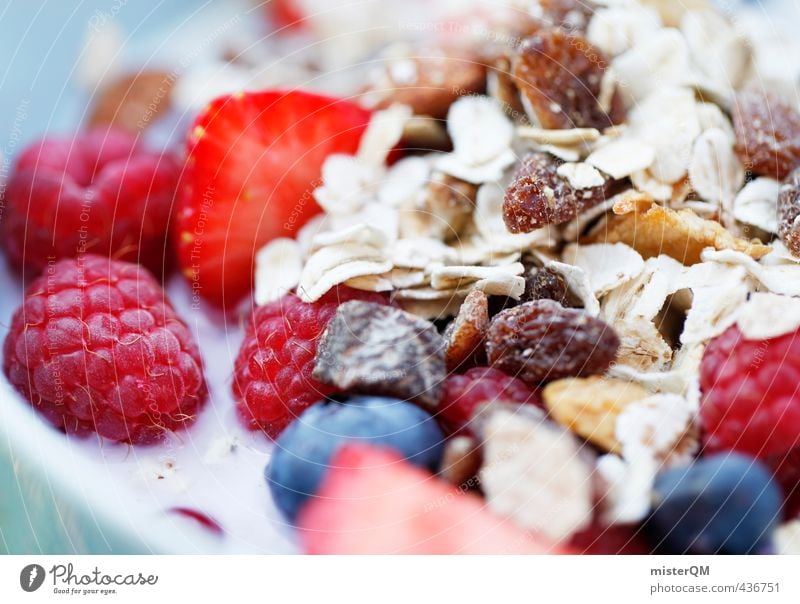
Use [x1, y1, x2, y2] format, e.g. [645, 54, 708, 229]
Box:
[778, 168, 800, 257]
[512, 29, 625, 130]
[444, 290, 489, 371]
[503, 151, 613, 233]
[486, 299, 620, 385]
[361, 46, 486, 119]
[543, 377, 650, 453]
[313, 301, 446, 407]
[586, 195, 771, 264]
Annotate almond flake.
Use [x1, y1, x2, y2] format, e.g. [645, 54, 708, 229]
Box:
[735, 292, 800, 340]
[480, 408, 594, 542]
[254, 237, 303, 305]
[562, 242, 645, 296]
[732, 177, 781, 234]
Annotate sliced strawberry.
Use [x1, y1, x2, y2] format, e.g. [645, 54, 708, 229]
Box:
[297, 444, 563, 554]
[175, 90, 371, 307]
[267, 0, 308, 29]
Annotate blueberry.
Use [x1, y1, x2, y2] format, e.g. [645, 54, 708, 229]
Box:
[648, 453, 782, 554]
[266, 396, 445, 521]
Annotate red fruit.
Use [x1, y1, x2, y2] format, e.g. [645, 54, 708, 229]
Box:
[298, 443, 562, 554]
[268, 0, 307, 29]
[175, 90, 371, 307]
[2, 255, 206, 444]
[569, 522, 651, 555]
[700, 325, 800, 460]
[439, 366, 541, 435]
[232, 286, 386, 438]
[1, 129, 177, 276]
[702, 324, 800, 510]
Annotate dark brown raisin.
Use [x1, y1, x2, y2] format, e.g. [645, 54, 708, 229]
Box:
[485, 299, 619, 385]
[511, 29, 625, 130]
[313, 301, 446, 407]
[733, 90, 800, 180]
[524, 267, 582, 308]
[779, 167, 800, 256]
[503, 151, 613, 232]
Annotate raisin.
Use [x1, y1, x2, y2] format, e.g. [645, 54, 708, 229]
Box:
[503, 151, 613, 232]
[485, 299, 619, 385]
[779, 167, 800, 256]
[511, 29, 625, 130]
[732, 90, 800, 180]
[313, 301, 446, 407]
[524, 267, 582, 308]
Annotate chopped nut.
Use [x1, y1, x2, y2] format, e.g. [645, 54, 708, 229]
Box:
[313, 301, 446, 407]
[543, 377, 650, 453]
[398, 172, 476, 241]
[444, 290, 489, 371]
[88, 70, 174, 133]
[779, 167, 800, 256]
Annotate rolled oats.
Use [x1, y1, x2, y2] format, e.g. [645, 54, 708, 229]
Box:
[254, 237, 303, 305]
[480, 408, 594, 542]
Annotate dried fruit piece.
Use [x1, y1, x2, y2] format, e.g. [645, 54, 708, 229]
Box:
[444, 290, 489, 371]
[732, 90, 800, 180]
[486, 299, 620, 385]
[523, 267, 582, 308]
[503, 151, 613, 232]
[512, 29, 625, 130]
[543, 377, 650, 453]
[778, 167, 800, 256]
[361, 46, 486, 119]
[586, 195, 771, 264]
[313, 301, 446, 407]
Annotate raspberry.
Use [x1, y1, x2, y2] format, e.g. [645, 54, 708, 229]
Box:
[1, 129, 177, 276]
[439, 367, 541, 435]
[232, 286, 387, 438]
[700, 325, 800, 460]
[2, 255, 206, 444]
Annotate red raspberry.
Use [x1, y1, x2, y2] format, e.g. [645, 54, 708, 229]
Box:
[700, 324, 800, 460]
[439, 367, 541, 435]
[232, 286, 387, 438]
[2, 255, 206, 444]
[1, 129, 177, 276]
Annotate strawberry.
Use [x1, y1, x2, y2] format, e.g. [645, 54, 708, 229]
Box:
[174, 90, 371, 307]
